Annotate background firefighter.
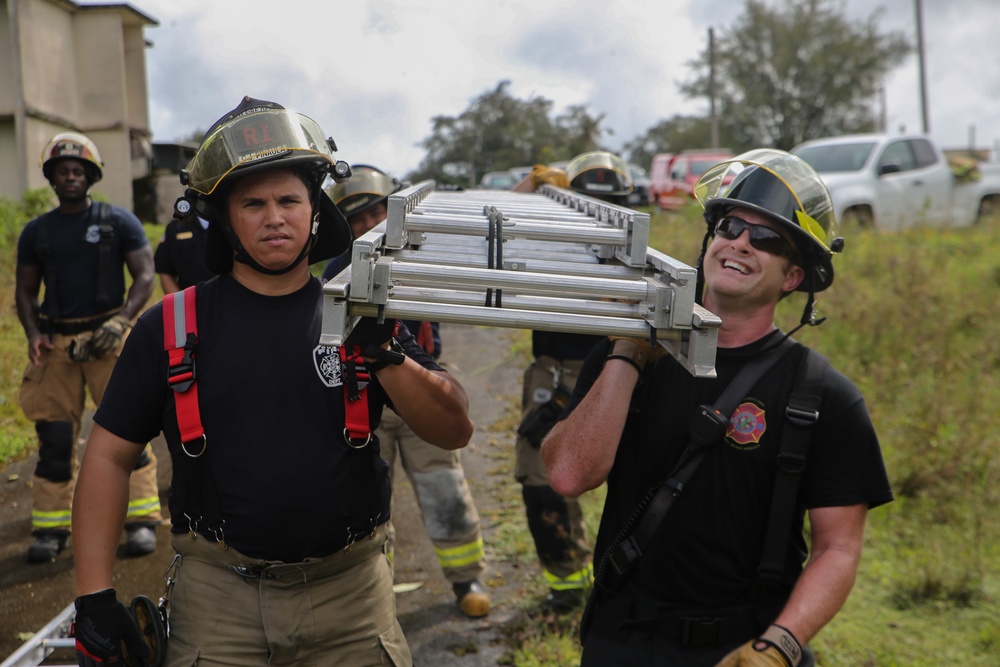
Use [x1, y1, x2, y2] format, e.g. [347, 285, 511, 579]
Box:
[15, 131, 161, 564]
[323, 166, 491, 618]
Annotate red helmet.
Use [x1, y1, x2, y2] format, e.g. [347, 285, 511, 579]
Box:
[40, 133, 104, 184]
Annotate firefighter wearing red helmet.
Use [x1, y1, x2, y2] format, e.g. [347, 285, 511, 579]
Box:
[15, 131, 161, 564]
[70, 97, 473, 667]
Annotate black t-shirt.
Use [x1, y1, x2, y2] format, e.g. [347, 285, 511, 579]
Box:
[94, 274, 443, 562]
[153, 217, 214, 289]
[16, 203, 149, 319]
[567, 332, 893, 610]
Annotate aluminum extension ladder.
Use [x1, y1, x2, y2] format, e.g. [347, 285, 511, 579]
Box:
[322, 181, 721, 377]
[1, 603, 76, 667]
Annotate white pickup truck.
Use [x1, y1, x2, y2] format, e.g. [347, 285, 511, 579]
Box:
[791, 133, 1000, 231]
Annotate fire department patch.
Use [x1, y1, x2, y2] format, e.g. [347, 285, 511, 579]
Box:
[313, 345, 344, 388]
[85, 224, 102, 244]
[727, 400, 767, 446]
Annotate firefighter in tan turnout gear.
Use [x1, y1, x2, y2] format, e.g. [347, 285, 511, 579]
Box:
[323, 166, 491, 617]
[512, 151, 635, 611]
[15, 132, 161, 564]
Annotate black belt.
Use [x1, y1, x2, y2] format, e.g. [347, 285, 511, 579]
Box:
[594, 595, 780, 648]
[40, 314, 113, 335]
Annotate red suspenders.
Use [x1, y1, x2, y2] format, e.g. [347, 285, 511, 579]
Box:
[163, 287, 205, 453]
[163, 285, 376, 450]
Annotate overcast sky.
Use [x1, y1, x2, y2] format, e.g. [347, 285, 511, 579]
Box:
[124, 0, 1000, 179]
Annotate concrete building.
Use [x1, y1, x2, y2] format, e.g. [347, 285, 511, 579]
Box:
[1, 0, 158, 212]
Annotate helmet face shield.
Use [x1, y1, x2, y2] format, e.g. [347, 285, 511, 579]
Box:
[326, 166, 400, 216]
[185, 109, 335, 195]
[694, 149, 838, 252]
[566, 151, 634, 197]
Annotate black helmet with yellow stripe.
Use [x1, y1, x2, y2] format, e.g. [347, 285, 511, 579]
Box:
[694, 148, 844, 293]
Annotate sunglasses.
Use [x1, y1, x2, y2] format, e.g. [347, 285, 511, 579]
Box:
[714, 216, 798, 259]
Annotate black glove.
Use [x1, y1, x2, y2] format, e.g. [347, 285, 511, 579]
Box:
[73, 588, 150, 666]
[88, 315, 133, 359]
[344, 316, 398, 351]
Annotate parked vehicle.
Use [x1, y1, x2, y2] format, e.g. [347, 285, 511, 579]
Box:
[508, 166, 534, 185]
[480, 170, 517, 190]
[648, 149, 734, 211]
[626, 162, 650, 207]
[791, 133, 1000, 230]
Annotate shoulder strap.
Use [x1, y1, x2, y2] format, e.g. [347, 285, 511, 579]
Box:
[34, 211, 62, 320]
[756, 347, 830, 584]
[163, 286, 204, 447]
[95, 202, 115, 309]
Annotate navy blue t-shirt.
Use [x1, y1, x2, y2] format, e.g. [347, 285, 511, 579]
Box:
[17, 203, 149, 319]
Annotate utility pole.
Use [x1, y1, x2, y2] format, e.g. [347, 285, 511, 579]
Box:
[709, 27, 719, 148]
[914, 0, 929, 134]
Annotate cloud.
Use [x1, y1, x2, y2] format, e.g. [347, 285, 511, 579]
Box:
[129, 0, 1000, 177]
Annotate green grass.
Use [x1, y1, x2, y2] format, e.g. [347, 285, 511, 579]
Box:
[498, 204, 1000, 665]
[3, 194, 998, 665]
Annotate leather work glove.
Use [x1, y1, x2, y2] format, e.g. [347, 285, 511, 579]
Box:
[715, 624, 803, 667]
[529, 164, 570, 189]
[73, 588, 151, 667]
[88, 315, 133, 359]
[605, 335, 667, 372]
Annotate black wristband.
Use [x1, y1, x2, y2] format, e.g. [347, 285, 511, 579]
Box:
[606, 353, 642, 374]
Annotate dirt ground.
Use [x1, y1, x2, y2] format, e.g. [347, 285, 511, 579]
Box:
[0, 323, 545, 665]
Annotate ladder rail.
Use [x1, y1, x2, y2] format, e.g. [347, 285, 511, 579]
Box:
[324, 184, 719, 377]
[1, 603, 76, 667]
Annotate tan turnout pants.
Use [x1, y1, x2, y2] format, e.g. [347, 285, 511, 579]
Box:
[20, 332, 161, 533]
[164, 524, 411, 667]
[378, 409, 486, 583]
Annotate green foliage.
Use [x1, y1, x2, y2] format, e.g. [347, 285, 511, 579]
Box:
[623, 115, 744, 168]
[679, 0, 912, 150]
[0, 189, 58, 465]
[501, 209, 1000, 665]
[408, 81, 611, 185]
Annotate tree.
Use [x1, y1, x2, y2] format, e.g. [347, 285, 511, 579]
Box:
[623, 115, 745, 168]
[408, 81, 608, 185]
[679, 0, 911, 150]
